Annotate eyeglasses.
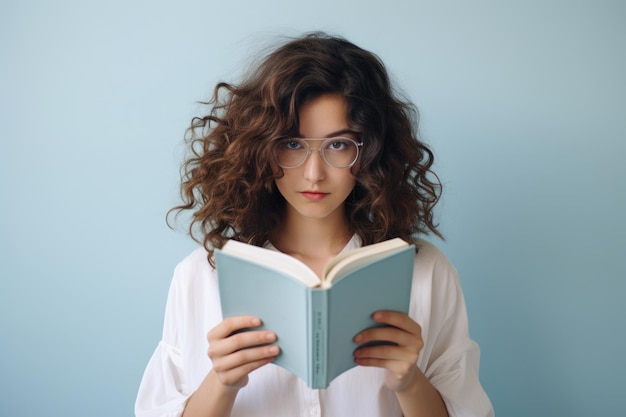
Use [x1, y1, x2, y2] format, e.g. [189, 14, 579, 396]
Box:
[273, 137, 363, 169]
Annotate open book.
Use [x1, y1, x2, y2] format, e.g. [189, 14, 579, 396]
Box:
[215, 237, 415, 389]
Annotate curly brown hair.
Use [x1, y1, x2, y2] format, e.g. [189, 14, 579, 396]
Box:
[170, 33, 443, 265]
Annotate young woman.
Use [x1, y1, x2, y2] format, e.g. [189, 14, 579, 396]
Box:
[135, 33, 493, 417]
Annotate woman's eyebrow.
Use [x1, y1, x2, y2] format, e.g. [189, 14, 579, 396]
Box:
[297, 129, 358, 138]
[324, 129, 358, 138]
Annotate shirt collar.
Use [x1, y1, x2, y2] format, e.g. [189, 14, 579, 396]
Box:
[265, 234, 362, 254]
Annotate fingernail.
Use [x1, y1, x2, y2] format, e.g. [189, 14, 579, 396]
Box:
[354, 334, 363, 343]
[251, 318, 261, 326]
[266, 332, 276, 341]
[268, 346, 279, 354]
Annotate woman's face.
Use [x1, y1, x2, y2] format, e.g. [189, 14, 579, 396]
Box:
[274, 93, 358, 225]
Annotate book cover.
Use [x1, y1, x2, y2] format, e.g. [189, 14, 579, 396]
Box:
[215, 238, 415, 388]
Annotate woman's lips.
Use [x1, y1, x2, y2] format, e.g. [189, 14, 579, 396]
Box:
[301, 191, 329, 201]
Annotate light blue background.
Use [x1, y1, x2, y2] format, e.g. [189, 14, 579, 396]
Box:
[1, 1, 624, 416]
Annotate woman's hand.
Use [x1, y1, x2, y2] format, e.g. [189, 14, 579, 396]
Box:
[353, 311, 424, 392]
[207, 316, 280, 390]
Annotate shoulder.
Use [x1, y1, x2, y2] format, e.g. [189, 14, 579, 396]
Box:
[411, 239, 462, 306]
[163, 247, 222, 326]
[414, 238, 457, 277]
[159, 247, 222, 349]
[173, 246, 213, 275]
[169, 247, 216, 296]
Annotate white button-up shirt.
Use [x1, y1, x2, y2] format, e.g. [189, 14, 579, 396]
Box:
[135, 237, 494, 417]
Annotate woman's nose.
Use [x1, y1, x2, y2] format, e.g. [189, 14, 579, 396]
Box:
[303, 148, 326, 182]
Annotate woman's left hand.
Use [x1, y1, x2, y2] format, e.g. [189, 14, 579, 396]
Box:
[353, 310, 424, 392]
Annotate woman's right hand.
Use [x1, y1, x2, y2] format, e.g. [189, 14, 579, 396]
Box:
[207, 316, 279, 390]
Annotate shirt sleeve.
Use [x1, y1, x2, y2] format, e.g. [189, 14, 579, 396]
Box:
[135, 253, 205, 417]
[416, 242, 494, 417]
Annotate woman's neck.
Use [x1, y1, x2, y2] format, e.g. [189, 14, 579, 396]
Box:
[270, 210, 352, 277]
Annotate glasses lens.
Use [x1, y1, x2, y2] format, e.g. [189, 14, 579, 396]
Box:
[275, 138, 308, 168]
[274, 137, 360, 168]
[322, 138, 358, 168]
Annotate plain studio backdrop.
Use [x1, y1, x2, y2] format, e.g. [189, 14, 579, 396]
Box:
[1, 1, 624, 416]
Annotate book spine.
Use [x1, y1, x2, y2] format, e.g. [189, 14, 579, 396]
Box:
[308, 288, 328, 389]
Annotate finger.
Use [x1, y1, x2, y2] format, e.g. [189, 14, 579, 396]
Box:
[354, 342, 418, 363]
[354, 326, 422, 352]
[353, 356, 392, 368]
[212, 344, 280, 374]
[354, 355, 417, 380]
[215, 355, 278, 388]
[354, 325, 423, 365]
[354, 326, 410, 345]
[208, 329, 277, 358]
[371, 311, 422, 334]
[208, 316, 263, 340]
[354, 356, 414, 375]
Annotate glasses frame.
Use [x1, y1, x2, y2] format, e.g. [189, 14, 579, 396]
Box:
[273, 136, 364, 169]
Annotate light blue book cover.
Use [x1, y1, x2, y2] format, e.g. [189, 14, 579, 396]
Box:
[215, 240, 415, 388]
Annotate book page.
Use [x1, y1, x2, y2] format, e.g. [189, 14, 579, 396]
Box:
[222, 240, 321, 287]
[322, 238, 408, 286]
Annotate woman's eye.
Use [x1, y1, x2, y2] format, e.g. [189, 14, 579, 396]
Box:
[328, 140, 348, 150]
[283, 140, 302, 150]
